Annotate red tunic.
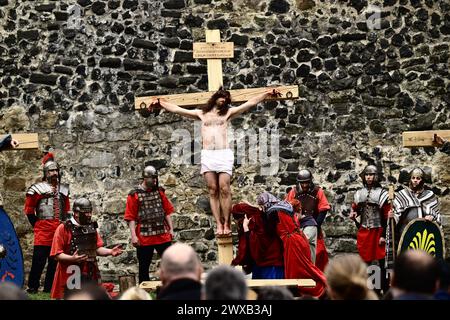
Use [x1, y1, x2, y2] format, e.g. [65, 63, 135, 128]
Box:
[24, 192, 70, 246]
[123, 188, 174, 246]
[286, 187, 331, 213]
[50, 223, 104, 299]
[275, 211, 327, 298]
[352, 202, 390, 262]
[286, 188, 330, 271]
[231, 203, 283, 269]
[316, 232, 329, 272]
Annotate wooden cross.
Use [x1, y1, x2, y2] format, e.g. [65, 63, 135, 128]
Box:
[1, 133, 39, 150]
[402, 130, 450, 147]
[134, 29, 299, 266]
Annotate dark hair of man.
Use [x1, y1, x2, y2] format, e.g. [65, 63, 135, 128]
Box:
[438, 258, 450, 290]
[64, 282, 111, 300]
[256, 286, 294, 300]
[204, 265, 248, 300]
[393, 250, 439, 295]
[202, 87, 231, 116]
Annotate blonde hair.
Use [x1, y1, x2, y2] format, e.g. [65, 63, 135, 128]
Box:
[119, 287, 152, 300]
[325, 254, 378, 300]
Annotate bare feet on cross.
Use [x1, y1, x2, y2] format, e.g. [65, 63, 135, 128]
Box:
[215, 224, 224, 236]
[215, 223, 232, 237]
[223, 224, 232, 236]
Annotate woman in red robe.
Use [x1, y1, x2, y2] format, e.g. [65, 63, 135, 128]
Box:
[256, 192, 327, 298]
[231, 202, 284, 279]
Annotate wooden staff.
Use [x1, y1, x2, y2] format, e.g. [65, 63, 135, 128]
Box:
[385, 184, 396, 275]
[389, 185, 396, 261]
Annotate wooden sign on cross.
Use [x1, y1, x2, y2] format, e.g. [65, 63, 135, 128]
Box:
[402, 130, 450, 147]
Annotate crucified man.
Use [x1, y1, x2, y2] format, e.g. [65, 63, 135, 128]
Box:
[150, 87, 281, 236]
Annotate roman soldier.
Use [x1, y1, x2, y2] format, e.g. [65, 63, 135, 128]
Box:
[285, 169, 331, 270]
[349, 165, 390, 292]
[50, 198, 122, 299]
[391, 167, 441, 237]
[24, 152, 70, 293]
[124, 165, 174, 284]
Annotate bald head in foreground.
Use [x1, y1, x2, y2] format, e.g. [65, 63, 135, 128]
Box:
[157, 243, 203, 300]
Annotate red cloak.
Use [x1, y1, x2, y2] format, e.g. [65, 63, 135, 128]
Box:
[231, 203, 283, 269]
[275, 211, 327, 298]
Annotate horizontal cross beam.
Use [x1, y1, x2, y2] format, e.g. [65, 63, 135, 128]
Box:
[10, 133, 39, 150]
[135, 85, 299, 110]
[402, 130, 450, 147]
[139, 278, 316, 292]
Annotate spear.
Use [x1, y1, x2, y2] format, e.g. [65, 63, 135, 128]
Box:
[385, 184, 396, 278]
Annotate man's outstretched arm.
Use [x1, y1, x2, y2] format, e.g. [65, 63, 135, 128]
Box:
[151, 98, 200, 120]
[228, 88, 281, 119]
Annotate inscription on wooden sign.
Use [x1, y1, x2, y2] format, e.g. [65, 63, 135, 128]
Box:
[193, 42, 234, 59]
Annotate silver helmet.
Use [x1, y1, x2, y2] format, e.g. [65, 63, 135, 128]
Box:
[410, 167, 425, 179]
[409, 167, 425, 190]
[296, 169, 313, 183]
[73, 198, 93, 225]
[360, 165, 379, 185]
[43, 160, 60, 181]
[142, 165, 157, 178]
[73, 198, 93, 213]
[142, 165, 159, 189]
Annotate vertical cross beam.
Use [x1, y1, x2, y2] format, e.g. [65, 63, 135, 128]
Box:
[217, 236, 234, 265]
[205, 29, 224, 92]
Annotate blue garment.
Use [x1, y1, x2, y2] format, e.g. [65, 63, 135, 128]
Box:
[267, 201, 294, 216]
[0, 207, 25, 288]
[0, 134, 12, 151]
[441, 141, 450, 155]
[300, 215, 317, 228]
[394, 293, 434, 300]
[434, 289, 450, 300]
[257, 192, 293, 215]
[252, 266, 285, 279]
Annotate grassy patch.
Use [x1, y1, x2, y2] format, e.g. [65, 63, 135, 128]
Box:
[27, 292, 51, 300]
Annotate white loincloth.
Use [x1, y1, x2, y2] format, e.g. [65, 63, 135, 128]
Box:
[200, 149, 234, 176]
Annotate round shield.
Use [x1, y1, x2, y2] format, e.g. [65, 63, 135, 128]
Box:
[397, 218, 445, 259]
[0, 207, 24, 287]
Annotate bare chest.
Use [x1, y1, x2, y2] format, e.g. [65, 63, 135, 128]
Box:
[199, 113, 229, 128]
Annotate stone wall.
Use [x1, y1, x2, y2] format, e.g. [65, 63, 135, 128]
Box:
[0, 0, 449, 283]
